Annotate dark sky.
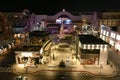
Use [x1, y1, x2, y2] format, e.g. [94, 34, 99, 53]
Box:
[0, 0, 120, 15]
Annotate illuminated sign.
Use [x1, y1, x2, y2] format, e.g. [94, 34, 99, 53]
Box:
[21, 52, 32, 57]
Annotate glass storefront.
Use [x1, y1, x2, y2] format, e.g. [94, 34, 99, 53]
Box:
[80, 49, 100, 65]
[16, 52, 40, 67]
[81, 58, 99, 65]
[17, 56, 39, 67]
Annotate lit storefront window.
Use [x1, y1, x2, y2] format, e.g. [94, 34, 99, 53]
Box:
[100, 30, 103, 34]
[116, 35, 120, 40]
[110, 32, 116, 39]
[115, 41, 120, 50]
[87, 44, 91, 49]
[100, 34, 103, 39]
[104, 45, 107, 48]
[106, 31, 109, 37]
[92, 45, 95, 49]
[103, 30, 106, 35]
[109, 39, 115, 46]
[96, 45, 99, 49]
[102, 36, 105, 41]
[104, 45, 108, 50]
[83, 44, 86, 49]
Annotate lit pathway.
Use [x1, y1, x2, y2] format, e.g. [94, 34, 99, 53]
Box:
[49, 43, 77, 66]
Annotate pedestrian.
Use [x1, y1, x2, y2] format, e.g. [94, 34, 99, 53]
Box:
[53, 54, 55, 60]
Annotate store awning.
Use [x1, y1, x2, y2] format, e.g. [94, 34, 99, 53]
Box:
[80, 49, 100, 54]
[81, 54, 99, 59]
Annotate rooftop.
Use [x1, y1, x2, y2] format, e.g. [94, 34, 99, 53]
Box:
[29, 30, 49, 37]
[79, 35, 108, 44]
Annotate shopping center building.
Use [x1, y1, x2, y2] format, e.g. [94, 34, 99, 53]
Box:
[78, 35, 109, 65]
[100, 25, 120, 53]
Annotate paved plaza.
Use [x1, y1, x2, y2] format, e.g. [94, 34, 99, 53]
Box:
[12, 42, 117, 77]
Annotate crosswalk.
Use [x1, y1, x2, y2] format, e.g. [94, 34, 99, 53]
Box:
[79, 72, 95, 76]
[0, 67, 12, 72]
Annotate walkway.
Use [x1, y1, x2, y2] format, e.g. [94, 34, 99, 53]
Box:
[12, 58, 116, 77]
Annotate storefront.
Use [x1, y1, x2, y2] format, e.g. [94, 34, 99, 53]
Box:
[105, 31, 110, 42]
[14, 33, 26, 43]
[79, 35, 109, 65]
[115, 34, 120, 51]
[109, 32, 116, 46]
[80, 49, 100, 65]
[0, 41, 14, 55]
[15, 51, 40, 67]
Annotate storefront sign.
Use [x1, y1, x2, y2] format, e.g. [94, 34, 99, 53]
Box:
[22, 52, 32, 57]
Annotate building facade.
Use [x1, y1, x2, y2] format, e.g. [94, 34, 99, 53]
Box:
[99, 11, 120, 30]
[0, 12, 14, 55]
[100, 26, 120, 52]
[78, 35, 108, 65]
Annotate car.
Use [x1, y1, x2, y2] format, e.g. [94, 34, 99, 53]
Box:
[66, 57, 69, 62]
[13, 76, 28, 80]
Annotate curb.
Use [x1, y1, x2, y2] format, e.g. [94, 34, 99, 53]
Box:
[14, 69, 117, 77]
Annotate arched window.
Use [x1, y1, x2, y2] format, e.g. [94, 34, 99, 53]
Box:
[56, 15, 72, 24]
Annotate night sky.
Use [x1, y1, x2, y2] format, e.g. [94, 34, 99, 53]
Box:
[0, 0, 120, 15]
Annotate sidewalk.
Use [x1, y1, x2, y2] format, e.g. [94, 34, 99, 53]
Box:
[12, 62, 116, 77]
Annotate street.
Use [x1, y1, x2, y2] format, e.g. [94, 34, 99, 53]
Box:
[13, 71, 120, 80]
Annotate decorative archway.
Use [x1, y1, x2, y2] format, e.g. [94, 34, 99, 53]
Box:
[54, 9, 74, 20]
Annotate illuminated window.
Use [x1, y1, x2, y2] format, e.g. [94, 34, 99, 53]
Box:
[104, 45, 107, 48]
[103, 30, 106, 35]
[92, 45, 94, 49]
[83, 44, 86, 49]
[100, 30, 103, 34]
[87, 44, 91, 49]
[100, 34, 102, 38]
[116, 35, 120, 40]
[111, 32, 116, 38]
[100, 45, 103, 49]
[106, 31, 109, 36]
